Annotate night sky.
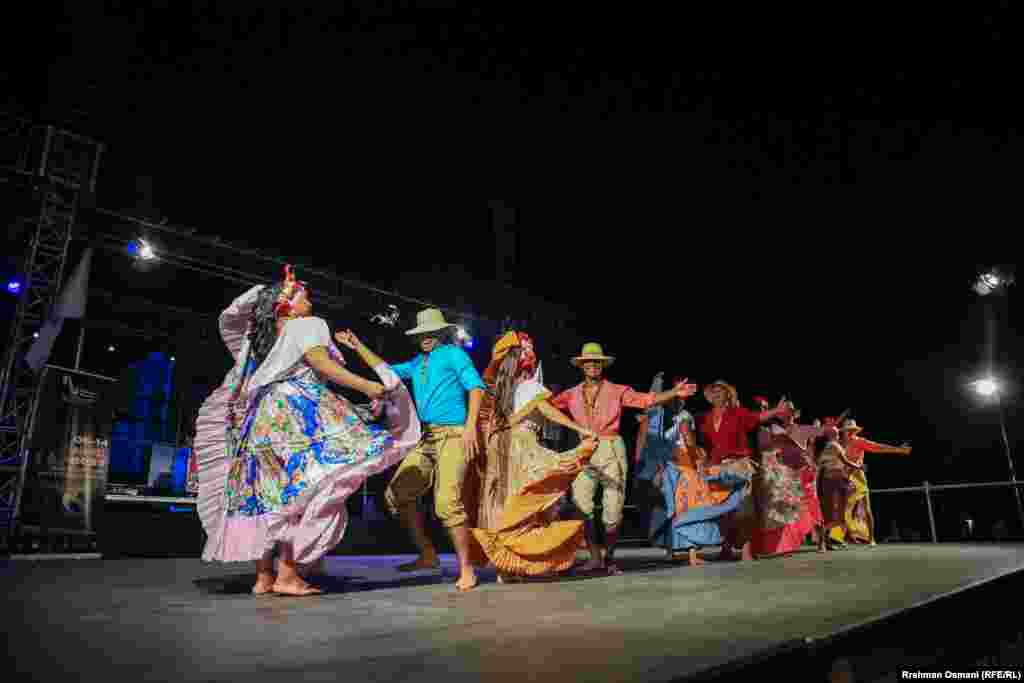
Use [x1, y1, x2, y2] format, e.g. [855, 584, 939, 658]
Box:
[4, 4, 1022, 533]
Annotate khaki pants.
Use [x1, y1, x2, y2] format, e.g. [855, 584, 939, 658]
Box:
[385, 425, 470, 528]
[571, 436, 627, 533]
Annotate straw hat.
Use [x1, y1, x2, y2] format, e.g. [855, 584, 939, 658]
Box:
[571, 342, 614, 368]
[840, 419, 864, 433]
[704, 379, 736, 397]
[405, 308, 456, 336]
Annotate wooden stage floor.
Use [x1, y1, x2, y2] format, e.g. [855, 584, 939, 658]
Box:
[4, 544, 1024, 682]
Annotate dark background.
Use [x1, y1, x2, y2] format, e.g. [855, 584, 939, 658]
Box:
[3, 3, 1021, 537]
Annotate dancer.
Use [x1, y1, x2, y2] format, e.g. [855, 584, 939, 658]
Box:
[551, 343, 697, 574]
[816, 418, 853, 550]
[755, 401, 827, 556]
[193, 267, 420, 596]
[699, 381, 792, 561]
[633, 373, 669, 537]
[637, 391, 751, 566]
[830, 418, 911, 545]
[469, 331, 599, 580]
[383, 308, 487, 591]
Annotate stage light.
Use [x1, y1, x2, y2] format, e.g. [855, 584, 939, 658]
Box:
[170, 356, 175, 362]
[455, 326, 474, 349]
[128, 238, 156, 261]
[33, 332, 40, 339]
[107, 345, 115, 352]
[973, 377, 999, 397]
[973, 268, 1014, 296]
[6, 280, 21, 295]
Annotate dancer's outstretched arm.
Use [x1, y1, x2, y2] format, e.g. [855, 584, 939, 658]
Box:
[757, 398, 794, 423]
[305, 347, 385, 399]
[652, 379, 698, 406]
[335, 330, 385, 368]
[534, 400, 597, 440]
[857, 437, 912, 455]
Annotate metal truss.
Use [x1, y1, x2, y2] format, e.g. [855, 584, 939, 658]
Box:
[0, 115, 103, 532]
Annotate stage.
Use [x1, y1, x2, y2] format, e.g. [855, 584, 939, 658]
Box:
[4, 544, 1024, 682]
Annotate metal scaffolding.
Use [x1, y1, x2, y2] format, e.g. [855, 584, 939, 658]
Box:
[0, 114, 103, 533]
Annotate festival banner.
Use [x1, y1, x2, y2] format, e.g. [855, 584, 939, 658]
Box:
[23, 367, 113, 534]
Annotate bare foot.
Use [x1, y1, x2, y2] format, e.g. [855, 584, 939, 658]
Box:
[271, 578, 323, 596]
[689, 549, 706, 566]
[740, 542, 754, 562]
[252, 576, 276, 595]
[606, 563, 623, 576]
[578, 557, 604, 573]
[397, 554, 439, 572]
[455, 571, 478, 592]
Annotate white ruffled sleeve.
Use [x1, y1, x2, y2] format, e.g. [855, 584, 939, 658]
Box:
[218, 285, 263, 360]
[511, 378, 553, 418]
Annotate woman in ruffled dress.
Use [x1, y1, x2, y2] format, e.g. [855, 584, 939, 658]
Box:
[193, 266, 420, 595]
[637, 393, 751, 566]
[754, 401, 829, 556]
[469, 331, 599, 581]
[830, 418, 912, 546]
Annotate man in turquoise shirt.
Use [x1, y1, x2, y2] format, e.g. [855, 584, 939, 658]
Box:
[383, 308, 486, 591]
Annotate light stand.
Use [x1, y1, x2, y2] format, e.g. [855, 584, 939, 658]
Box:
[995, 392, 1024, 534]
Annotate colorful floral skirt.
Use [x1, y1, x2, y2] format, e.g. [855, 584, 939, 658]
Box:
[752, 453, 810, 556]
[196, 364, 417, 563]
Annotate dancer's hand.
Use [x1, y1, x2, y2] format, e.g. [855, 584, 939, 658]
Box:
[674, 379, 698, 400]
[335, 329, 362, 350]
[462, 428, 480, 460]
[364, 381, 385, 400]
[777, 399, 794, 417]
[369, 399, 384, 418]
[579, 428, 597, 441]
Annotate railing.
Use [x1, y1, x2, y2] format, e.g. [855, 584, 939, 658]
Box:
[870, 479, 1024, 543]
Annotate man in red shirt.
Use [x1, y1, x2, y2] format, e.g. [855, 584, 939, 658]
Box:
[550, 343, 696, 574]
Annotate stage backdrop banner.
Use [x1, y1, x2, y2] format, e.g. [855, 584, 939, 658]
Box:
[23, 367, 114, 534]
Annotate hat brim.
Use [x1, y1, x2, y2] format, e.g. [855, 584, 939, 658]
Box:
[840, 426, 864, 433]
[405, 322, 456, 336]
[571, 356, 614, 368]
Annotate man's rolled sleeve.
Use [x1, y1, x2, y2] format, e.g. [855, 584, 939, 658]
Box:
[391, 360, 415, 381]
[622, 388, 658, 411]
[450, 347, 486, 393]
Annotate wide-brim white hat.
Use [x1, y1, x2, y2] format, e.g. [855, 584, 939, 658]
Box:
[406, 308, 457, 336]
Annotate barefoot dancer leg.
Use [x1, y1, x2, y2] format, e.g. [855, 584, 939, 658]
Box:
[252, 553, 276, 594]
[272, 544, 323, 596]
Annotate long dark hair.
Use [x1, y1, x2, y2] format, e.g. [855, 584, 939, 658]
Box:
[246, 283, 286, 370]
[491, 347, 522, 420]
